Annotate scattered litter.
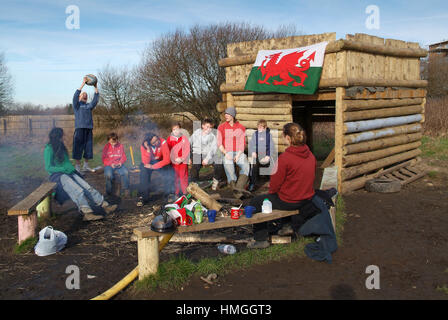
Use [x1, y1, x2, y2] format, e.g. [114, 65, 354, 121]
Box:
[34, 226, 67, 257]
[200, 273, 217, 285]
[87, 275, 96, 279]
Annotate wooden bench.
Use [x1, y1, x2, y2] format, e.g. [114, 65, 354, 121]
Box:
[133, 166, 338, 280]
[7, 182, 56, 244]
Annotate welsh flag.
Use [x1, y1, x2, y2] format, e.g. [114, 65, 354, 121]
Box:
[244, 41, 328, 95]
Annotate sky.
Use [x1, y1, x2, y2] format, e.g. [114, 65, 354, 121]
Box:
[0, 0, 447, 107]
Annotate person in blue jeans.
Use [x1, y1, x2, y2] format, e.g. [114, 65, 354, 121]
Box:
[102, 132, 130, 197]
[44, 128, 117, 221]
[72, 76, 99, 173]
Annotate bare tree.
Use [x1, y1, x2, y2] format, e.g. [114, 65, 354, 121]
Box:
[97, 64, 139, 125]
[136, 22, 299, 122]
[0, 53, 13, 115]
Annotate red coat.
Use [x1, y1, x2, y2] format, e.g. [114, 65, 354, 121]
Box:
[166, 134, 190, 162]
[140, 138, 171, 170]
[102, 142, 127, 167]
[269, 145, 316, 203]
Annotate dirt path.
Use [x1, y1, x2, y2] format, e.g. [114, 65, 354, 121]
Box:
[0, 164, 447, 300]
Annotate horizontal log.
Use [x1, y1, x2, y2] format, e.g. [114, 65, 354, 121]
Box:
[236, 107, 292, 115]
[340, 158, 420, 193]
[239, 120, 289, 130]
[238, 114, 292, 121]
[216, 101, 227, 112]
[221, 78, 428, 93]
[343, 132, 423, 155]
[344, 123, 422, 145]
[344, 105, 423, 122]
[343, 141, 421, 167]
[234, 100, 291, 108]
[218, 39, 426, 68]
[341, 148, 421, 181]
[344, 88, 427, 100]
[344, 114, 423, 134]
[233, 94, 291, 101]
[291, 91, 336, 101]
[344, 98, 424, 111]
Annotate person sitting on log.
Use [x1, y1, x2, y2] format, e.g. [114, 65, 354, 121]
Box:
[102, 132, 130, 198]
[247, 123, 318, 249]
[166, 121, 190, 198]
[248, 119, 276, 192]
[189, 118, 225, 191]
[44, 127, 117, 221]
[217, 106, 250, 199]
[136, 132, 175, 207]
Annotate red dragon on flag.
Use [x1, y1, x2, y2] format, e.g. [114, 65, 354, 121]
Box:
[244, 41, 328, 95]
[257, 50, 316, 87]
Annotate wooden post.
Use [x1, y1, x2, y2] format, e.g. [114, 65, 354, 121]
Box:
[305, 105, 313, 152]
[36, 196, 51, 219]
[29, 118, 32, 136]
[52, 118, 56, 128]
[335, 88, 345, 193]
[137, 236, 159, 280]
[18, 213, 38, 244]
[3, 119, 6, 135]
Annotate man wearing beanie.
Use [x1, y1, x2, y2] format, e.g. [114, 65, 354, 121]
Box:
[217, 106, 250, 199]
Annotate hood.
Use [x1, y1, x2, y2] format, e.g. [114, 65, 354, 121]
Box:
[285, 144, 311, 159]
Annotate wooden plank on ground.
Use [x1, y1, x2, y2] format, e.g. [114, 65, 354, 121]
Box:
[8, 182, 56, 216]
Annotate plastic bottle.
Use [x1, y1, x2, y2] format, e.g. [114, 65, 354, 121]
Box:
[261, 198, 272, 213]
[194, 200, 203, 224]
[217, 244, 237, 254]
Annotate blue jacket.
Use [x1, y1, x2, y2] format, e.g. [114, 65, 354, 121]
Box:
[72, 89, 99, 129]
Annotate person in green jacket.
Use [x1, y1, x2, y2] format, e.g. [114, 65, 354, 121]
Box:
[45, 127, 117, 221]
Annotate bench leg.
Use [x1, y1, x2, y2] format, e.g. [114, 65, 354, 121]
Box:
[18, 212, 37, 244]
[36, 196, 51, 219]
[137, 236, 159, 280]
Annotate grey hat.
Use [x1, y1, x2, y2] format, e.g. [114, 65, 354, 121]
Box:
[224, 106, 236, 119]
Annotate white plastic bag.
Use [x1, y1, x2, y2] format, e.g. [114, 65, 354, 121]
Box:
[34, 226, 67, 257]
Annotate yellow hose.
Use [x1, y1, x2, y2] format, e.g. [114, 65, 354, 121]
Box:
[91, 232, 174, 300]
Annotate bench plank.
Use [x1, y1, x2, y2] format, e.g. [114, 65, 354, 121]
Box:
[8, 182, 56, 216]
[134, 209, 299, 239]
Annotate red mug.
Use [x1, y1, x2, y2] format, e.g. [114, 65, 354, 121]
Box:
[231, 207, 241, 219]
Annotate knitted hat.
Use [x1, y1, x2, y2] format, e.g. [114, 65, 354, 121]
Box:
[225, 106, 236, 119]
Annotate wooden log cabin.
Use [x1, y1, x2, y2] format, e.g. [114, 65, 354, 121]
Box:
[217, 32, 427, 194]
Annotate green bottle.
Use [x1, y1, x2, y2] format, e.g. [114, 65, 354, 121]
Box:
[194, 200, 203, 224]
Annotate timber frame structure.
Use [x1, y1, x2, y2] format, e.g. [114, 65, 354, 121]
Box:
[217, 33, 428, 194]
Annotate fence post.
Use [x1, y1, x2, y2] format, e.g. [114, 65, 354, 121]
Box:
[29, 118, 33, 136]
[3, 119, 6, 135]
[52, 118, 56, 128]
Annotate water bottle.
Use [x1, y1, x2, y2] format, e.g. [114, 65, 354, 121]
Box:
[217, 244, 237, 254]
[194, 200, 203, 224]
[261, 198, 272, 213]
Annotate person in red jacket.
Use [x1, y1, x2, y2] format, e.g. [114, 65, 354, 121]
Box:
[102, 132, 130, 197]
[247, 122, 317, 249]
[166, 122, 190, 197]
[137, 132, 175, 206]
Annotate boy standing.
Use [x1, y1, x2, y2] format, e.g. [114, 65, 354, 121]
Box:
[166, 122, 190, 197]
[102, 132, 130, 197]
[72, 76, 99, 173]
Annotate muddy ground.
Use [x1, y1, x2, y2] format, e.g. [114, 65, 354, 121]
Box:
[0, 161, 447, 300]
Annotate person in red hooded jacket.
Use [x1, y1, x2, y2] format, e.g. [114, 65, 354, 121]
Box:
[137, 132, 175, 206]
[247, 122, 317, 249]
[166, 122, 190, 197]
[102, 132, 130, 197]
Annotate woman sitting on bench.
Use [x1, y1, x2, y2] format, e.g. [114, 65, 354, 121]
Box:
[44, 127, 117, 221]
[247, 122, 317, 249]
